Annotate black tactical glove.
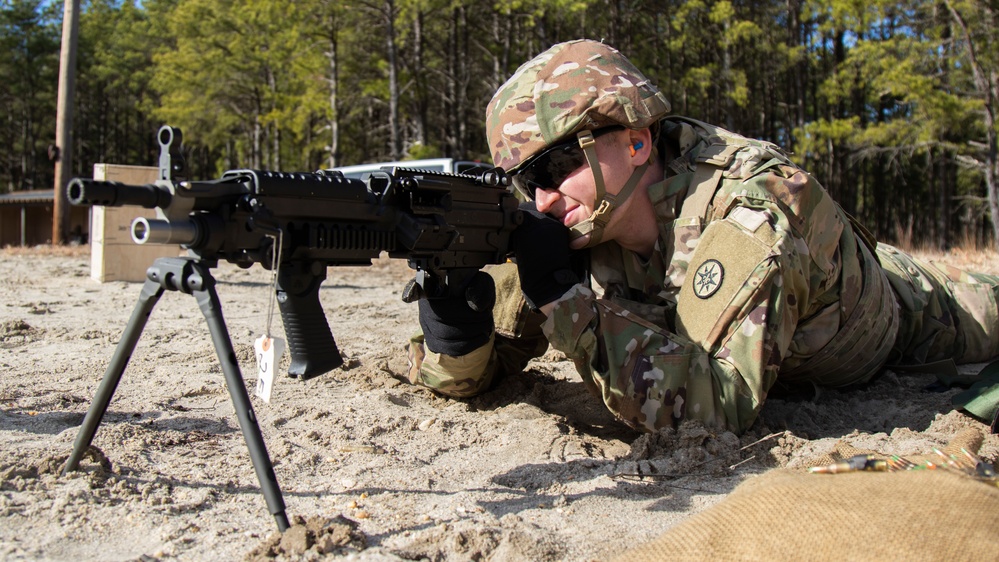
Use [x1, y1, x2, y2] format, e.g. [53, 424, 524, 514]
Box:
[510, 202, 581, 310]
[413, 270, 495, 357]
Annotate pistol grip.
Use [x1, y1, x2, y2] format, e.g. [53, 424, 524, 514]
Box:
[276, 262, 343, 379]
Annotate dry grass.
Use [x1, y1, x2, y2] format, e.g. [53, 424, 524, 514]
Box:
[0, 243, 89, 258]
[892, 218, 998, 275]
[907, 246, 999, 276]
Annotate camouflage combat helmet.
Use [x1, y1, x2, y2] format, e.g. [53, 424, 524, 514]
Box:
[485, 39, 671, 247]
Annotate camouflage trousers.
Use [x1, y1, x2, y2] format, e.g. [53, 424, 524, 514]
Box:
[407, 248, 999, 399]
[877, 244, 999, 367]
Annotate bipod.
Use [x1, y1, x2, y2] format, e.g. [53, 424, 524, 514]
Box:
[62, 256, 291, 531]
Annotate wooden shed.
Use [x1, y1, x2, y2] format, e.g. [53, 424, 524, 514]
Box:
[0, 190, 89, 247]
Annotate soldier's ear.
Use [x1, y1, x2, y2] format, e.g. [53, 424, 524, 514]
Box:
[628, 129, 653, 158]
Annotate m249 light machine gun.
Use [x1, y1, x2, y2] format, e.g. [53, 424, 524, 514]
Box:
[62, 126, 521, 530]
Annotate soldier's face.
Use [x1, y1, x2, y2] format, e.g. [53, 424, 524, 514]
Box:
[534, 129, 632, 229]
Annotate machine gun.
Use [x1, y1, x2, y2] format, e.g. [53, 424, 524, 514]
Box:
[62, 126, 522, 531]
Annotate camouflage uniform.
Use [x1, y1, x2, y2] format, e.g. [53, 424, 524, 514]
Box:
[407, 40, 999, 434]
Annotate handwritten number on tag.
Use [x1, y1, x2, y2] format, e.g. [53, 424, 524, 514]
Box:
[254, 335, 284, 403]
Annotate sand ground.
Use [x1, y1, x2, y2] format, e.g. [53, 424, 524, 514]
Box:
[1, 245, 996, 561]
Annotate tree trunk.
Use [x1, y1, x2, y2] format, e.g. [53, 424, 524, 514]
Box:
[253, 116, 262, 170]
[945, 0, 999, 249]
[413, 11, 427, 149]
[327, 8, 340, 169]
[385, 0, 401, 161]
[456, 5, 468, 158]
[269, 68, 280, 170]
[53, 0, 81, 245]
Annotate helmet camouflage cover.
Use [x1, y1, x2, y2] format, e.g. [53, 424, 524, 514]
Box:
[486, 39, 671, 173]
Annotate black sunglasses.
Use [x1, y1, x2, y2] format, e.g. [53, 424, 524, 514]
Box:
[512, 126, 624, 199]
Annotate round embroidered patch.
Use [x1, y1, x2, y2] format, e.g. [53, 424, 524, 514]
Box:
[692, 259, 724, 299]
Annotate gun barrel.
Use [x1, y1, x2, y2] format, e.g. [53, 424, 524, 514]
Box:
[131, 217, 197, 246]
[67, 178, 172, 209]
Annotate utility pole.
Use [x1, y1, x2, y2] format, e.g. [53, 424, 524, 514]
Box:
[52, 0, 81, 245]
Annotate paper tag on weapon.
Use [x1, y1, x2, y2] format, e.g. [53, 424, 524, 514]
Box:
[254, 335, 285, 403]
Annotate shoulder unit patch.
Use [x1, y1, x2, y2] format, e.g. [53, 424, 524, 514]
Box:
[693, 259, 724, 299]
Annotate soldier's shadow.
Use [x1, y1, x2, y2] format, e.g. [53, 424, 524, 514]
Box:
[757, 370, 964, 439]
[466, 367, 638, 442]
[464, 362, 969, 441]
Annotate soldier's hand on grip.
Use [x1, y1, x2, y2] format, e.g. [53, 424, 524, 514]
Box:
[413, 271, 495, 357]
[511, 202, 580, 310]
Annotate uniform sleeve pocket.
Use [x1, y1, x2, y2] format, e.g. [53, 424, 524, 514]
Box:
[676, 214, 777, 350]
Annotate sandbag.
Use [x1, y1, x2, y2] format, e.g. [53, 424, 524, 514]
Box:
[615, 431, 999, 561]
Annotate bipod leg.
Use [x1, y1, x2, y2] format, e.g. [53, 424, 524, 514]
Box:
[64, 257, 290, 531]
[188, 262, 290, 532]
[63, 272, 166, 474]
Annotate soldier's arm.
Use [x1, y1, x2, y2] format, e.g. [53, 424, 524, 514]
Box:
[407, 262, 549, 397]
[541, 205, 800, 433]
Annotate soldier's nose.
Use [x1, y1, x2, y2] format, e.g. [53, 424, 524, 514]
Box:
[534, 187, 559, 213]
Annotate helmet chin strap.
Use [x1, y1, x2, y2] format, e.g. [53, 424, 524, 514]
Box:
[568, 129, 650, 248]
